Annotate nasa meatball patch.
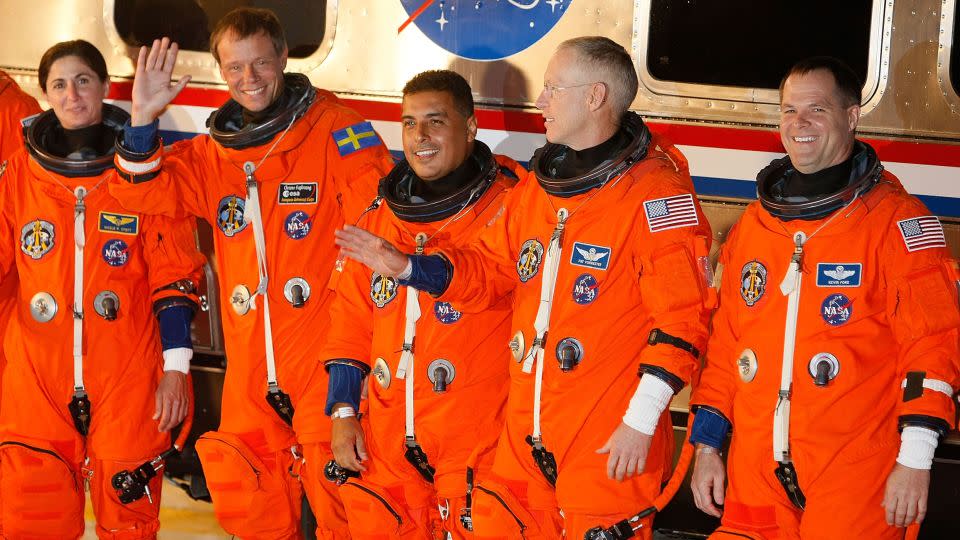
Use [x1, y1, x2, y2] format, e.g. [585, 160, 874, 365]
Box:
[821, 293, 853, 326]
[571, 273, 599, 305]
[284, 210, 312, 240]
[433, 301, 462, 324]
[102, 239, 130, 267]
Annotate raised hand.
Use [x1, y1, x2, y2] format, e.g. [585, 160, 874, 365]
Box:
[335, 225, 411, 277]
[131, 37, 191, 126]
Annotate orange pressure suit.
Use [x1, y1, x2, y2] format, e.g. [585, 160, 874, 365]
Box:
[0, 71, 40, 160]
[110, 75, 393, 539]
[0, 106, 204, 539]
[691, 143, 960, 540]
[422, 114, 714, 538]
[0, 70, 41, 401]
[322, 144, 518, 539]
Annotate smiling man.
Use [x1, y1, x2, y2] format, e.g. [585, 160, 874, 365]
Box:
[334, 37, 714, 539]
[107, 7, 394, 539]
[322, 69, 520, 539]
[689, 57, 960, 539]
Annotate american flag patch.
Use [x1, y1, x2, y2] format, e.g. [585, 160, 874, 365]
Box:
[897, 216, 946, 252]
[643, 194, 699, 233]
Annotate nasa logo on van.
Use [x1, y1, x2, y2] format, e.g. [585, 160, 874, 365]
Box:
[399, 0, 568, 61]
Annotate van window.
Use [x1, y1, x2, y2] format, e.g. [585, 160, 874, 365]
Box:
[645, 0, 872, 89]
[113, 1, 325, 58]
[952, 3, 960, 97]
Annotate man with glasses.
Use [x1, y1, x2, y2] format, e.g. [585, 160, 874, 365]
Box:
[335, 36, 714, 539]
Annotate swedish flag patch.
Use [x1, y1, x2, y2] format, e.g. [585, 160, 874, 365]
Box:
[332, 121, 380, 157]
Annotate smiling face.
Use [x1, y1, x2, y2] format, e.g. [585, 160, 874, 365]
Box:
[779, 69, 860, 174]
[216, 30, 287, 113]
[534, 47, 598, 150]
[42, 55, 109, 130]
[401, 90, 477, 182]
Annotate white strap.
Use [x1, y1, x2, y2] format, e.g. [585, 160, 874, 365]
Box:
[901, 377, 955, 399]
[399, 287, 421, 439]
[397, 287, 420, 439]
[529, 208, 568, 441]
[524, 209, 567, 374]
[72, 187, 87, 391]
[774, 231, 806, 462]
[396, 287, 420, 379]
[242, 162, 279, 386]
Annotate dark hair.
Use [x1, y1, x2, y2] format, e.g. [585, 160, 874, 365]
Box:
[38, 40, 108, 92]
[210, 7, 286, 63]
[779, 56, 862, 107]
[559, 36, 639, 116]
[402, 70, 475, 118]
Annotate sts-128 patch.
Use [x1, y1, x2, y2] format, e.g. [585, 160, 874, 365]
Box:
[516, 239, 544, 282]
[20, 219, 55, 260]
[102, 239, 130, 267]
[434, 301, 462, 324]
[284, 211, 312, 240]
[370, 273, 399, 308]
[740, 260, 767, 306]
[278, 182, 318, 205]
[216, 195, 248, 237]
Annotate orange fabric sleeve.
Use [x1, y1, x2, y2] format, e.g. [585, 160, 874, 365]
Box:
[108, 138, 210, 220]
[690, 220, 745, 420]
[634, 168, 714, 385]
[140, 212, 206, 307]
[883, 198, 960, 427]
[434, 177, 526, 313]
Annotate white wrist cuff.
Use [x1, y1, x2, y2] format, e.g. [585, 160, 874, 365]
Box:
[332, 406, 357, 419]
[896, 426, 939, 470]
[622, 374, 674, 435]
[397, 258, 413, 280]
[162, 347, 192, 373]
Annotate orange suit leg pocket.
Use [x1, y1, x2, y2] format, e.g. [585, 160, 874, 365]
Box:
[336, 477, 430, 540]
[195, 431, 301, 539]
[88, 457, 163, 540]
[470, 479, 561, 540]
[0, 439, 84, 539]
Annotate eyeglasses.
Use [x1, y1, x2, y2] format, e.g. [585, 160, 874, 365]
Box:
[541, 81, 603, 98]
